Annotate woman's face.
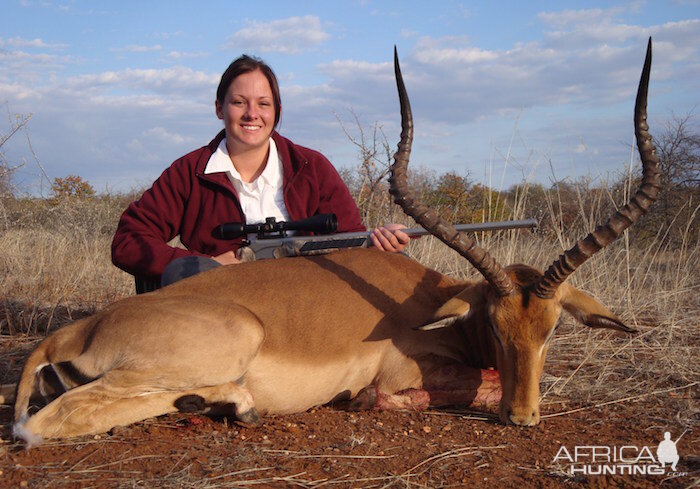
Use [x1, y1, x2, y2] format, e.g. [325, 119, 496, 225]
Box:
[216, 69, 276, 153]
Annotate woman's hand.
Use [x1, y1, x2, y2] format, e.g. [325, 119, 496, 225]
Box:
[212, 250, 242, 265]
[369, 224, 411, 253]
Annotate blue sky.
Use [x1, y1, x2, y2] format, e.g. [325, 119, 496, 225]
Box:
[1, 0, 699, 194]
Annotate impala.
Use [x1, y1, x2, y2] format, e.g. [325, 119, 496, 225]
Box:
[11, 39, 660, 445]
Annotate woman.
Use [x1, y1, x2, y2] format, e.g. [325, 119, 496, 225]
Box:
[112, 54, 408, 290]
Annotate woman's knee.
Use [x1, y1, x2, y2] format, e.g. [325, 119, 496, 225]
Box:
[161, 256, 221, 286]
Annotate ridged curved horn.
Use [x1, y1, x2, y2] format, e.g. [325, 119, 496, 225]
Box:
[388, 47, 515, 297]
[534, 38, 662, 299]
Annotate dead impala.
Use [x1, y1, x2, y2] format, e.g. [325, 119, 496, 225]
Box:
[10, 39, 660, 445]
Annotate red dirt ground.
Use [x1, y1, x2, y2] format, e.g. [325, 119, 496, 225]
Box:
[1, 388, 696, 487]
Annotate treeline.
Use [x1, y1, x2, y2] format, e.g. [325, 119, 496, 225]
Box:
[1, 117, 697, 249]
[340, 115, 699, 249]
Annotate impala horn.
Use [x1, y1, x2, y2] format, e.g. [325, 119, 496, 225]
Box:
[388, 47, 515, 297]
[534, 38, 662, 299]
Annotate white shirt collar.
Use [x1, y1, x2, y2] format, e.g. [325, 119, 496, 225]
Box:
[204, 137, 282, 190]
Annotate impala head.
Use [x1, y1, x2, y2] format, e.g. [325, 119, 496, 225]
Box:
[390, 39, 661, 426]
[491, 266, 636, 425]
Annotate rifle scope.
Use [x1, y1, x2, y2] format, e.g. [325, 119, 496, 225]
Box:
[218, 213, 338, 240]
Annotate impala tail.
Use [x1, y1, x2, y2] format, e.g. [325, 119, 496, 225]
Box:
[13, 317, 93, 445]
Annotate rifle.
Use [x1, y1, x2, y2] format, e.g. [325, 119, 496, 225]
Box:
[218, 214, 538, 260]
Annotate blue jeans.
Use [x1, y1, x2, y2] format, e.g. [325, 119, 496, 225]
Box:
[160, 256, 222, 287]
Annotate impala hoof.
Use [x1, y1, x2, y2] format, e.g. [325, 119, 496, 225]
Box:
[348, 386, 377, 411]
[174, 394, 206, 413]
[503, 407, 540, 426]
[236, 408, 260, 427]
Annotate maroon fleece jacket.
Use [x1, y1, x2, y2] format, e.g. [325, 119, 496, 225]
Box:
[111, 130, 365, 278]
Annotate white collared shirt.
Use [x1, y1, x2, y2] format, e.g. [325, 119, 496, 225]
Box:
[204, 137, 290, 224]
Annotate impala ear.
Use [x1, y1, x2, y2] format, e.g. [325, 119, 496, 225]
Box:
[416, 284, 485, 331]
[559, 284, 636, 333]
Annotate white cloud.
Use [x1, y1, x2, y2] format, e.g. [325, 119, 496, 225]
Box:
[538, 8, 611, 28]
[153, 31, 183, 41]
[0, 81, 39, 100]
[126, 127, 195, 161]
[318, 60, 391, 80]
[0, 36, 67, 49]
[111, 44, 163, 53]
[0, 36, 75, 86]
[0, 49, 76, 85]
[226, 15, 330, 54]
[141, 126, 191, 145]
[166, 50, 209, 60]
[310, 60, 396, 119]
[0, 57, 223, 191]
[413, 37, 500, 64]
[538, 7, 700, 52]
[64, 67, 218, 96]
[388, 13, 699, 126]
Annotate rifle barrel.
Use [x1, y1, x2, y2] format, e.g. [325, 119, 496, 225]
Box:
[402, 218, 538, 237]
[240, 218, 538, 259]
[284, 218, 538, 256]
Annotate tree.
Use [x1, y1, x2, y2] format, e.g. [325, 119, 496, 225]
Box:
[0, 112, 32, 197]
[633, 114, 700, 246]
[336, 112, 395, 226]
[51, 175, 96, 201]
[657, 114, 700, 188]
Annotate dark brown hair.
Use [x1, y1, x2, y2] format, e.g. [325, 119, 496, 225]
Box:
[217, 54, 282, 126]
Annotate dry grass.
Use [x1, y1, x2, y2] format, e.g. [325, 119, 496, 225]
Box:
[0, 175, 698, 437]
[1, 230, 131, 307]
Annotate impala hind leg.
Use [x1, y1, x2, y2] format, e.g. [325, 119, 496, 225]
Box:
[14, 303, 265, 445]
[16, 373, 258, 442]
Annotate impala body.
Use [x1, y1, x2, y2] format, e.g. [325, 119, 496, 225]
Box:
[11, 39, 660, 444]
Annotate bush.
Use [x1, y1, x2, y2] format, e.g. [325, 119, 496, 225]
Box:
[51, 175, 96, 201]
